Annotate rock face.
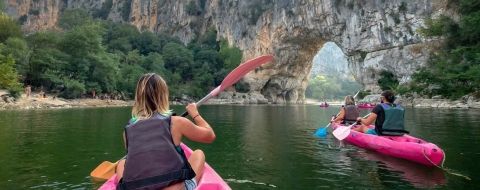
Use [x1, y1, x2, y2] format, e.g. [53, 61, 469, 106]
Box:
[3, 0, 454, 103]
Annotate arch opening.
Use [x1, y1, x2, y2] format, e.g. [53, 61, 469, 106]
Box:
[306, 42, 362, 103]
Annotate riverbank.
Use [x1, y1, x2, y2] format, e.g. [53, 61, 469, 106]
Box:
[2, 90, 480, 110]
[360, 94, 480, 109]
[398, 97, 480, 109]
[0, 91, 132, 110]
[0, 97, 133, 110]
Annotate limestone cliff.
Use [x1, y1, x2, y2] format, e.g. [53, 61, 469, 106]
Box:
[3, 0, 454, 103]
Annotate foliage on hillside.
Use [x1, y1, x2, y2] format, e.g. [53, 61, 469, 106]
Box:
[306, 74, 362, 100]
[377, 70, 399, 91]
[0, 9, 243, 99]
[0, 53, 22, 97]
[406, 0, 480, 99]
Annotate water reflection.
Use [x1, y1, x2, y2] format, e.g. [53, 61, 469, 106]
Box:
[350, 150, 446, 188]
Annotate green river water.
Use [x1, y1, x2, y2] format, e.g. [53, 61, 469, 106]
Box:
[0, 105, 478, 189]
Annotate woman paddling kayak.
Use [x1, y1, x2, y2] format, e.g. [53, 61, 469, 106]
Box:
[332, 95, 360, 125]
[115, 73, 216, 190]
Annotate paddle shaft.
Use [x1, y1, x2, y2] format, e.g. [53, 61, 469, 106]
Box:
[180, 93, 213, 117]
[180, 55, 273, 117]
[351, 113, 372, 127]
[353, 90, 360, 99]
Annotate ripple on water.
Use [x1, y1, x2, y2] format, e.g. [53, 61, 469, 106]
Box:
[225, 178, 277, 188]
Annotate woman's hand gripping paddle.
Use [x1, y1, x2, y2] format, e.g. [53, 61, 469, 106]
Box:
[332, 113, 371, 140]
[180, 55, 274, 117]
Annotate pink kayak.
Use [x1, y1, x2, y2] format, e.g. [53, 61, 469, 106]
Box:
[357, 103, 375, 109]
[98, 144, 231, 190]
[332, 123, 445, 167]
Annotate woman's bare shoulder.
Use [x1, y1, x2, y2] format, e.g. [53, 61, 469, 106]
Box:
[171, 116, 193, 127]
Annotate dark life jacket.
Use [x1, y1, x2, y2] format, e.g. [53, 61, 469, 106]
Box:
[117, 113, 195, 190]
[379, 103, 409, 136]
[343, 105, 359, 124]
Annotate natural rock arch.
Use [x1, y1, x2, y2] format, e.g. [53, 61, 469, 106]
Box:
[6, 0, 453, 103]
[209, 0, 442, 103]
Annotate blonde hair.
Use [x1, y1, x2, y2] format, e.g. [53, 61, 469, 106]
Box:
[132, 73, 170, 120]
[344, 95, 355, 106]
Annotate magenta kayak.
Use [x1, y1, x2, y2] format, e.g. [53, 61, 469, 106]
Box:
[98, 144, 231, 190]
[332, 123, 445, 167]
[319, 103, 329, 107]
[357, 103, 375, 109]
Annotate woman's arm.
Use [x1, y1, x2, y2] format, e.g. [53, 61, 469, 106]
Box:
[357, 113, 377, 126]
[333, 108, 345, 123]
[171, 103, 216, 145]
[123, 132, 126, 149]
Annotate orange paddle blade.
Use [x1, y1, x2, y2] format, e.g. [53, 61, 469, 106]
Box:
[90, 161, 118, 181]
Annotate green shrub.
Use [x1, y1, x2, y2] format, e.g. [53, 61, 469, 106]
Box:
[395, 84, 410, 95]
[357, 90, 370, 100]
[61, 79, 86, 99]
[235, 80, 250, 93]
[377, 70, 399, 91]
[418, 15, 456, 37]
[0, 14, 22, 43]
[0, 54, 22, 98]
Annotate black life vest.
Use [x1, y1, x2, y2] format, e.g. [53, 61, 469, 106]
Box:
[117, 113, 195, 190]
[379, 103, 409, 136]
[343, 105, 359, 124]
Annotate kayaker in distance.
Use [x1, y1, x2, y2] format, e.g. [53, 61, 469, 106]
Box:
[115, 73, 216, 190]
[332, 95, 359, 125]
[353, 90, 409, 136]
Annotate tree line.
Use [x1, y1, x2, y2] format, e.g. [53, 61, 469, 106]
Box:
[306, 74, 362, 100]
[0, 9, 242, 99]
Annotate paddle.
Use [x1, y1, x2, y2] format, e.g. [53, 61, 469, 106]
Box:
[353, 90, 360, 99]
[314, 115, 336, 137]
[90, 155, 126, 181]
[90, 160, 119, 181]
[332, 113, 371, 140]
[90, 55, 274, 181]
[314, 91, 363, 138]
[181, 54, 274, 117]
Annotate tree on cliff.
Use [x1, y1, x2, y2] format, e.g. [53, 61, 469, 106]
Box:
[0, 1, 4, 11]
[0, 14, 22, 43]
[377, 70, 399, 91]
[0, 51, 22, 97]
[411, 0, 480, 99]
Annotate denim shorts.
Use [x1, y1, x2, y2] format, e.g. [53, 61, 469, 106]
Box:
[366, 129, 377, 135]
[185, 178, 197, 190]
